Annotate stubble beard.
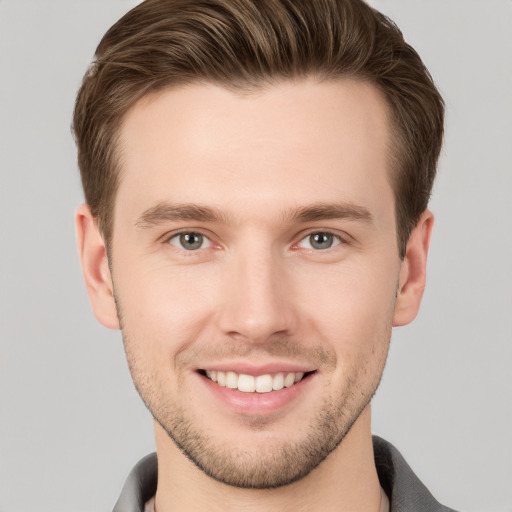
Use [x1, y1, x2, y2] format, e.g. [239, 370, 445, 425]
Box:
[153, 380, 372, 489]
[121, 330, 390, 489]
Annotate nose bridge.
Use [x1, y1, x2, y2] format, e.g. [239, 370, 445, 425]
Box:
[218, 241, 297, 342]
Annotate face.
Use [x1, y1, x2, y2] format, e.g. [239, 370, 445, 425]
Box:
[82, 79, 425, 488]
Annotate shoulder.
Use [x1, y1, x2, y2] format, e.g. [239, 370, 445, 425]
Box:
[112, 453, 158, 512]
[373, 436, 460, 512]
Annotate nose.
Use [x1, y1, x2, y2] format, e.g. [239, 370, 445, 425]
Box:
[216, 248, 298, 344]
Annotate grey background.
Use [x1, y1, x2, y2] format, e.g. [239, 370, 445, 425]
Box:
[0, 1, 510, 511]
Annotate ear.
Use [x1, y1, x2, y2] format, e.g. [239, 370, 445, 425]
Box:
[393, 209, 434, 327]
[75, 204, 120, 330]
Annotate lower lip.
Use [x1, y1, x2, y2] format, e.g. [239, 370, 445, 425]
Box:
[197, 372, 314, 416]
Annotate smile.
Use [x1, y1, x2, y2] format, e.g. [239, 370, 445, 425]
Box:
[202, 370, 310, 393]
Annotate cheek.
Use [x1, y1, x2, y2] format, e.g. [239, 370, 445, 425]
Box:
[294, 259, 398, 354]
[114, 248, 399, 369]
[114, 261, 222, 351]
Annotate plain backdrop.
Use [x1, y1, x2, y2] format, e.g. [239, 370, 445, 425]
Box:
[0, 1, 511, 511]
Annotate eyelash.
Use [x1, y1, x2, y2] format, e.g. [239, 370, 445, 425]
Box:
[163, 229, 347, 253]
[166, 230, 212, 251]
[295, 231, 345, 251]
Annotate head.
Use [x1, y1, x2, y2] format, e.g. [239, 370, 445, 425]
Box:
[74, 0, 443, 259]
[74, 0, 443, 490]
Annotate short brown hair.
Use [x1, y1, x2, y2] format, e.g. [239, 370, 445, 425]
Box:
[73, 0, 444, 258]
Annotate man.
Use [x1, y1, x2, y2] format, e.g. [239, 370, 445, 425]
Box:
[73, 0, 454, 511]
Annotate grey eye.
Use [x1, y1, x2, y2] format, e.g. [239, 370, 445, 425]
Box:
[298, 232, 341, 250]
[169, 232, 210, 250]
[310, 232, 334, 249]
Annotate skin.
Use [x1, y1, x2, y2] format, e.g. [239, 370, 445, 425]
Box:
[76, 78, 433, 512]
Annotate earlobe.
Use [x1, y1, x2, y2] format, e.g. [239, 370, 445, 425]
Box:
[393, 210, 434, 327]
[75, 204, 120, 330]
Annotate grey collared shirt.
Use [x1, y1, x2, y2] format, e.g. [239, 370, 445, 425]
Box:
[113, 436, 459, 512]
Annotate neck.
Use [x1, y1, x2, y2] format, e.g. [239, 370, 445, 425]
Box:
[153, 406, 382, 512]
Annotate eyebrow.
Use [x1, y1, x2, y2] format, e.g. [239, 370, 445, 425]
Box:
[135, 203, 232, 228]
[135, 201, 374, 229]
[286, 203, 374, 224]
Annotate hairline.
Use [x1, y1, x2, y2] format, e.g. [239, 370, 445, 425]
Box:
[101, 75, 409, 257]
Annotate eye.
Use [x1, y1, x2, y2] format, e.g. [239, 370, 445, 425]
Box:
[168, 232, 211, 251]
[297, 232, 342, 250]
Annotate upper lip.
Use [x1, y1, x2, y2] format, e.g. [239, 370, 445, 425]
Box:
[197, 361, 316, 376]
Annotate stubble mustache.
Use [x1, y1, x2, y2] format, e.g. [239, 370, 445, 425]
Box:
[173, 336, 338, 374]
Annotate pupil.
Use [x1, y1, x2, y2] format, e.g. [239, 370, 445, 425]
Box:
[311, 232, 333, 249]
[180, 233, 202, 250]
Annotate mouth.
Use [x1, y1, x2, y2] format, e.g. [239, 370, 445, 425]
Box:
[198, 369, 315, 393]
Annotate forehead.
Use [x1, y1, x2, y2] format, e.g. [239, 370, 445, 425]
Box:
[115, 78, 394, 227]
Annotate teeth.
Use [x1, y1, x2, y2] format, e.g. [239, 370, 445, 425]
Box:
[255, 374, 273, 393]
[284, 372, 295, 387]
[217, 371, 226, 387]
[206, 370, 218, 382]
[225, 371, 238, 389]
[205, 370, 307, 393]
[272, 372, 284, 391]
[238, 374, 256, 393]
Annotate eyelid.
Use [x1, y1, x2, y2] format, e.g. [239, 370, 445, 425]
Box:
[161, 228, 216, 248]
[158, 227, 351, 251]
[293, 229, 350, 250]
